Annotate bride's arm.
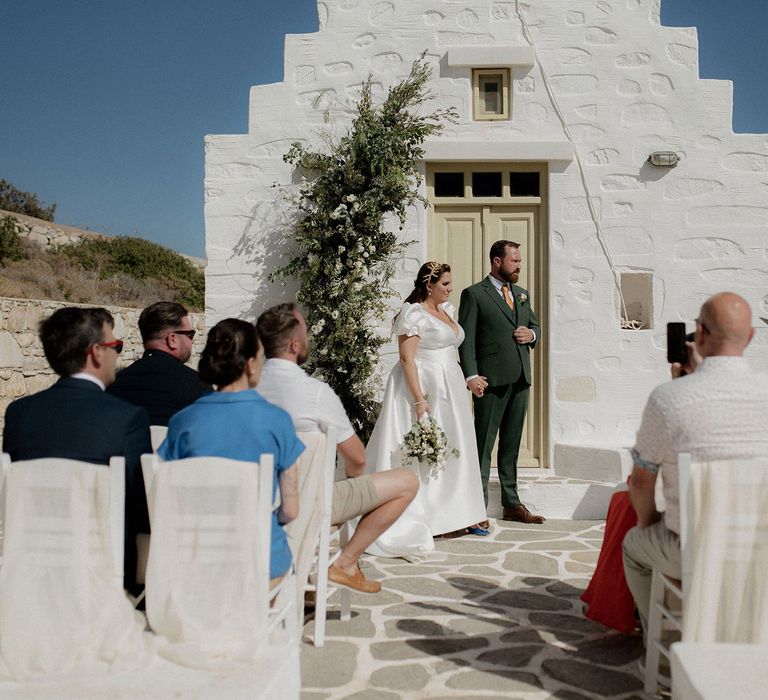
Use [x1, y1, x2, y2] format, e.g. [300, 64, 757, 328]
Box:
[398, 334, 430, 418]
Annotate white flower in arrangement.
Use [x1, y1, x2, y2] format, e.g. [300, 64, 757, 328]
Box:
[331, 310, 339, 319]
[338, 245, 346, 253]
[330, 203, 348, 220]
[345, 194, 358, 203]
[319, 348, 328, 356]
[352, 282, 363, 292]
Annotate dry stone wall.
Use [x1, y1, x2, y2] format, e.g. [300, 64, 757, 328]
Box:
[0, 297, 206, 438]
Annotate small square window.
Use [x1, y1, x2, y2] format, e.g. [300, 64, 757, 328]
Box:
[472, 172, 502, 197]
[434, 172, 464, 197]
[473, 69, 510, 121]
[510, 172, 540, 197]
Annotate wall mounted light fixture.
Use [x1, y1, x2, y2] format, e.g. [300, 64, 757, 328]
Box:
[647, 151, 680, 167]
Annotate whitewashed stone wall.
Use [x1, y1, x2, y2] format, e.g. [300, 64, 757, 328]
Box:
[205, 0, 768, 465]
[0, 298, 206, 437]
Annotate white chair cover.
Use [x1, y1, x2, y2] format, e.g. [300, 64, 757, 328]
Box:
[0, 455, 153, 680]
[144, 454, 276, 668]
[683, 458, 768, 643]
[149, 426, 168, 453]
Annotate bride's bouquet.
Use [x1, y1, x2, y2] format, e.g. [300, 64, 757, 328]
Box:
[402, 415, 459, 477]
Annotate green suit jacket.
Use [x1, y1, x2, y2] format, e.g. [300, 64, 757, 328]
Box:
[458, 277, 540, 388]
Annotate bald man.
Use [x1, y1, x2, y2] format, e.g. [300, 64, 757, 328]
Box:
[622, 292, 768, 636]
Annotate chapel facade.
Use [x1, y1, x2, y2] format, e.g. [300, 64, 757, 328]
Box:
[204, 0, 768, 474]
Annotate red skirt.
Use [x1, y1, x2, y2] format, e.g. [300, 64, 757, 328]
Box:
[581, 489, 638, 634]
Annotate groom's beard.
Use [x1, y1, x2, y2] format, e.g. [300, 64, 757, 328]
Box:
[498, 269, 519, 284]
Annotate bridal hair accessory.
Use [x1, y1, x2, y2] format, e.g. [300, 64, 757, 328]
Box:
[421, 261, 444, 284]
[401, 415, 459, 478]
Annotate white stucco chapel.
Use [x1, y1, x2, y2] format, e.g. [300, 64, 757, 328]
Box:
[204, 0, 768, 489]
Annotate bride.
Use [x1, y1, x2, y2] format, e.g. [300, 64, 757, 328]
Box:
[364, 261, 488, 560]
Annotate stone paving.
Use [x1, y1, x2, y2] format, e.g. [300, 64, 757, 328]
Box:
[300, 481, 650, 700]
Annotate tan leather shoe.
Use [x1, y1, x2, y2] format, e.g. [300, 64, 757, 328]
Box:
[502, 504, 545, 524]
[328, 563, 382, 594]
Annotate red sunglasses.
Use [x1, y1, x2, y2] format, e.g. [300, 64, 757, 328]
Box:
[99, 339, 124, 354]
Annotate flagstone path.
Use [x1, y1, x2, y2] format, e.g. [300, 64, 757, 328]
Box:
[300, 481, 651, 700]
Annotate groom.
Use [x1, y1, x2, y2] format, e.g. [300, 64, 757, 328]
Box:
[458, 240, 545, 524]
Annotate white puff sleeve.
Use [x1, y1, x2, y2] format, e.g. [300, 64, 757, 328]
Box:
[393, 302, 427, 338]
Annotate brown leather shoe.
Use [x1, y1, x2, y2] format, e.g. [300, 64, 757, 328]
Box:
[502, 504, 545, 524]
[328, 563, 382, 594]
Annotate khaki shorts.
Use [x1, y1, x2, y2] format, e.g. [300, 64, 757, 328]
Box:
[331, 475, 379, 526]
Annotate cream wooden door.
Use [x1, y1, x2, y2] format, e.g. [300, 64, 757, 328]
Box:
[430, 204, 543, 467]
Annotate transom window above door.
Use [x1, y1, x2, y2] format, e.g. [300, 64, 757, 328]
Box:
[430, 165, 543, 202]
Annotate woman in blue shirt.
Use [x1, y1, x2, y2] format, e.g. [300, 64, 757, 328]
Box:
[159, 318, 303, 582]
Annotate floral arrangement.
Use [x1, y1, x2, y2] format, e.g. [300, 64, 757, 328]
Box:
[517, 292, 528, 306]
[402, 415, 459, 478]
[269, 53, 456, 441]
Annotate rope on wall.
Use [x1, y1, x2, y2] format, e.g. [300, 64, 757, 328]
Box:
[514, 1, 642, 329]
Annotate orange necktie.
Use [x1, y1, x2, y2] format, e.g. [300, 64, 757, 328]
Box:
[501, 284, 516, 315]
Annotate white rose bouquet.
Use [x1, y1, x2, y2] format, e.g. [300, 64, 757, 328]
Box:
[402, 415, 459, 477]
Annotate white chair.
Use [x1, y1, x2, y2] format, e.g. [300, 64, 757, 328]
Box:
[671, 642, 768, 700]
[287, 428, 351, 646]
[0, 453, 151, 679]
[644, 454, 768, 694]
[140, 453, 299, 696]
[149, 425, 168, 453]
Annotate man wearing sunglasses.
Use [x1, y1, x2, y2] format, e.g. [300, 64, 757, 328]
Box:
[108, 301, 210, 426]
[3, 306, 152, 594]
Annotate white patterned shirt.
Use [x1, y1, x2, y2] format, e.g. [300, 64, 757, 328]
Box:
[632, 356, 768, 533]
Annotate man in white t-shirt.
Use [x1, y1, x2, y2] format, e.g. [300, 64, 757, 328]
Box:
[623, 292, 768, 635]
[257, 303, 419, 594]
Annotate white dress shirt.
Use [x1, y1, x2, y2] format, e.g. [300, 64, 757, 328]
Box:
[257, 358, 355, 444]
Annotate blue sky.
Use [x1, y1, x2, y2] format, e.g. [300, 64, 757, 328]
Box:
[1, 0, 766, 258]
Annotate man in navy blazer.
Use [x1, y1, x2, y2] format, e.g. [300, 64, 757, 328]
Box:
[108, 301, 210, 425]
[3, 306, 152, 594]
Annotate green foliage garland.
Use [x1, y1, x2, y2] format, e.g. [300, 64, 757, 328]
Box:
[271, 54, 456, 440]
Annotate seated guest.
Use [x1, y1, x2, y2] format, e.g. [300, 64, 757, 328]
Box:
[108, 301, 210, 425]
[3, 306, 151, 594]
[257, 303, 418, 594]
[623, 292, 768, 637]
[159, 319, 301, 583]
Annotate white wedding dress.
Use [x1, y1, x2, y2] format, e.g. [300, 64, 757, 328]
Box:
[364, 301, 487, 560]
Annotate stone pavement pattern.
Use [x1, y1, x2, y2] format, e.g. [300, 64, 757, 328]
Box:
[300, 502, 650, 699]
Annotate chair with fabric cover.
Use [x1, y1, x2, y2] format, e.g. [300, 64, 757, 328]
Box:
[670, 642, 768, 700]
[287, 428, 351, 646]
[149, 425, 168, 453]
[0, 453, 152, 682]
[140, 453, 299, 698]
[644, 454, 768, 694]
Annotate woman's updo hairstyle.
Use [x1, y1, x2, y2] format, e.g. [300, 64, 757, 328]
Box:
[198, 318, 261, 387]
[403, 261, 451, 305]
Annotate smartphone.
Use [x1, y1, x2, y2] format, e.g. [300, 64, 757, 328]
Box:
[666, 322, 687, 364]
